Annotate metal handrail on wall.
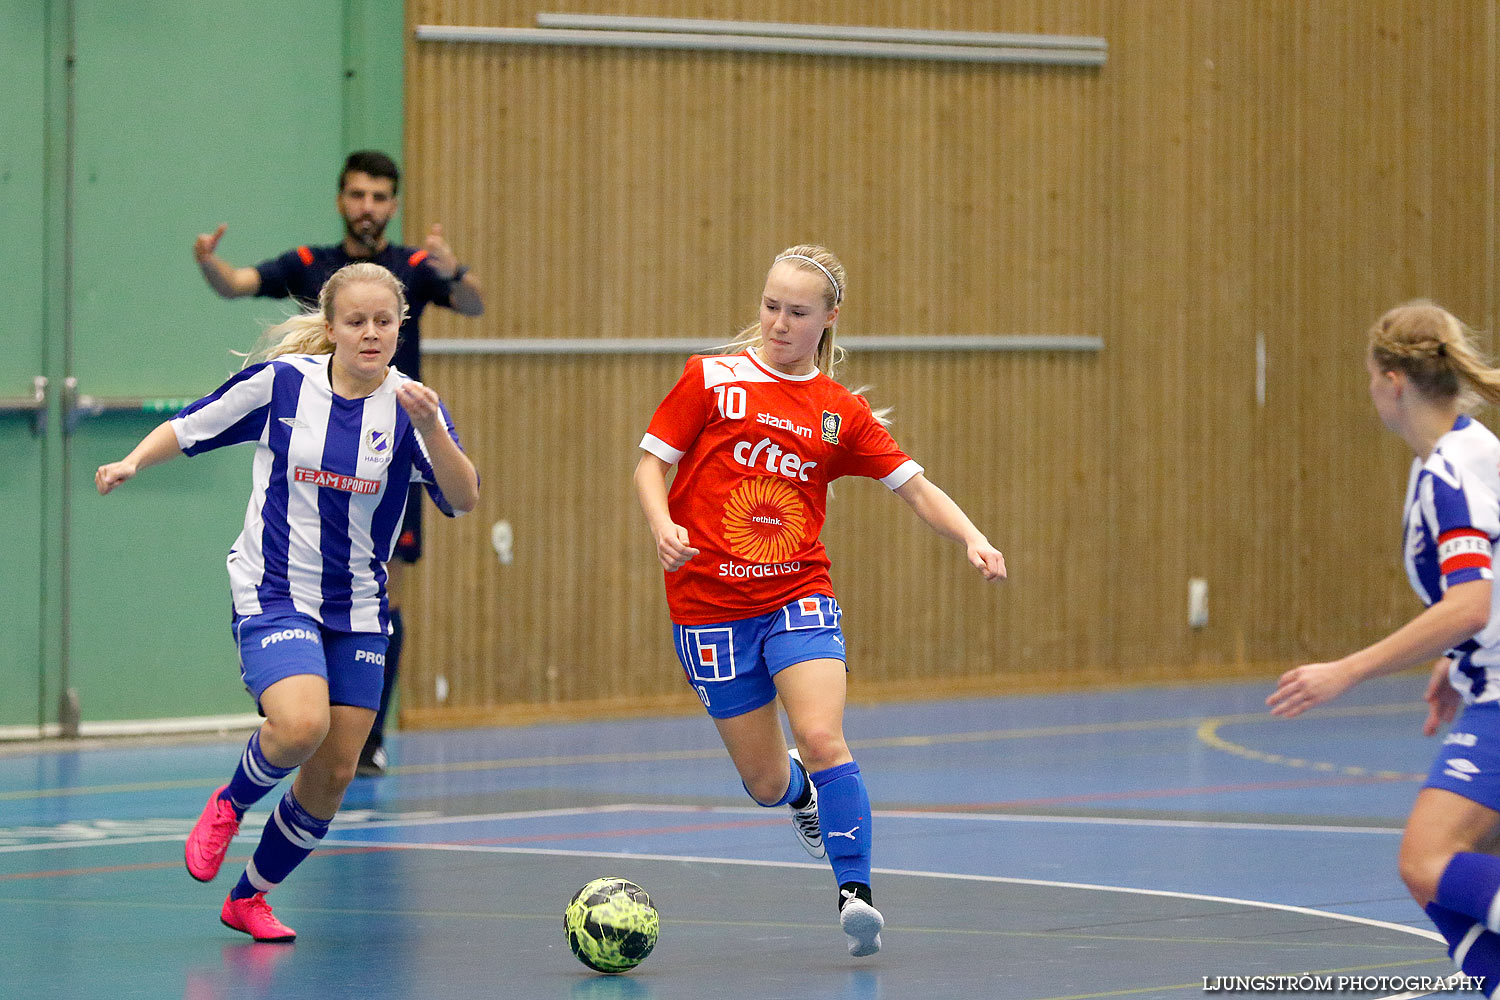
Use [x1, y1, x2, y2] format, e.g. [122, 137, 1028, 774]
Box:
[47, 333, 1103, 427]
[415, 15, 1107, 67]
[27, 338, 1096, 452]
[535, 13, 1107, 53]
[61, 377, 196, 433]
[422, 334, 1104, 357]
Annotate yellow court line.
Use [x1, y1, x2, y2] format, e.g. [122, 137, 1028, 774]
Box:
[1196, 704, 1426, 781]
[0, 703, 1427, 803]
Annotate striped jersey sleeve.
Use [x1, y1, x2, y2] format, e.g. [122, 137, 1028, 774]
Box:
[169, 356, 471, 633]
[172, 363, 275, 455]
[1415, 458, 1498, 592]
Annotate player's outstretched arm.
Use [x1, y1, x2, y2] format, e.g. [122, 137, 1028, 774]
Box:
[633, 453, 698, 572]
[1267, 579, 1491, 718]
[396, 381, 479, 514]
[193, 223, 261, 298]
[893, 473, 1006, 581]
[95, 421, 185, 495]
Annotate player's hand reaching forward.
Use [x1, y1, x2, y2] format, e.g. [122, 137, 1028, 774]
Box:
[95, 459, 138, 496]
[653, 523, 699, 572]
[1267, 661, 1358, 718]
[968, 541, 1007, 582]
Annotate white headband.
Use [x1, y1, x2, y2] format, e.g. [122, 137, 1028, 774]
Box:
[776, 253, 842, 304]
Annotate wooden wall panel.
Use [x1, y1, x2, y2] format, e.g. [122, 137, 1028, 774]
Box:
[399, 0, 1498, 726]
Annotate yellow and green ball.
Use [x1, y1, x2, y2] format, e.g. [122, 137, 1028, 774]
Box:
[564, 877, 659, 974]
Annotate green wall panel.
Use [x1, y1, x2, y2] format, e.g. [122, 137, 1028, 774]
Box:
[343, 0, 407, 198]
[0, 0, 49, 727]
[5, 0, 406, 729]
[66, 2, 346, 721]
[61, 1, 403, 724]
[70, 2, 346, 391]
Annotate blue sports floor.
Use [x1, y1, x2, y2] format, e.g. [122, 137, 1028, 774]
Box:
[0, 675, 1487, 999]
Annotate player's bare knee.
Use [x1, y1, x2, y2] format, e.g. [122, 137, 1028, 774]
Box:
[264, 711, 330, 760]
[1397, 843, 1449, 907]
[744, 769, 791, 805]
[792, 732, 848, 773]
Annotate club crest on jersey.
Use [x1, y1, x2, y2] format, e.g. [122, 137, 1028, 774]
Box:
[821, 410, 842, 445]
[365, 429, 391, 455]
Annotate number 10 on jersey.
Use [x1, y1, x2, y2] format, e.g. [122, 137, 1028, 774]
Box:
[714, 385, 746, 420]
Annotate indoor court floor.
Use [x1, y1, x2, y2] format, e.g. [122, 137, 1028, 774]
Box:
[0, 674, 1483, 999]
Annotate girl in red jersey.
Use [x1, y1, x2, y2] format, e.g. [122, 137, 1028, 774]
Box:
[634, 244, 1006, 957]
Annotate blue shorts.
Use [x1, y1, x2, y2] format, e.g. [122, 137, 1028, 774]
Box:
[672, 594, 847, 719]
[1424, 702, 1500, 811]
[233, 611, 388, 712]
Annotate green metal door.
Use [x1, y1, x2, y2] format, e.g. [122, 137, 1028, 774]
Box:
[63, 3, 348, 723]
[6, 0, 402, 732]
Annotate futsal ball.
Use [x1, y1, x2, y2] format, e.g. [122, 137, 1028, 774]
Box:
[564, 877, 659, 974]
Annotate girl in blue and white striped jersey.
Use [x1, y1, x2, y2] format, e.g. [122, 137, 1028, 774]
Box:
[1267, 301, 1500, 990]
[97, 261, 478, 942]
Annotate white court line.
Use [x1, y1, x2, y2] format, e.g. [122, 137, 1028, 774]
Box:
[320, 836, 1450, 963]
[1, 804, 1450, 997]
[317, 838, 1450, 999]
[315, 835, 1442, 945]
[318, 804, 1441, 948]
[0, 801, 1407, 855]
[0, 834, 187, 855]
[0, 804, 642, 855]
[624, 803, 1407, 836]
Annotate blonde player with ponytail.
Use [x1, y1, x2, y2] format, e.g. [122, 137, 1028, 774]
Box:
[635, 245, 1006, 958]
[1268, 301, 1500, 985]
[98, 262, 478, 942]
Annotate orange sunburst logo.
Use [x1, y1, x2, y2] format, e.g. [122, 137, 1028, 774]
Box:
[722, 476, 808, 563]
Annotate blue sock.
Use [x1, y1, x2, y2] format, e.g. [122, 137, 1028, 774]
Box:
[810, 761, 872, 888]
[223, 729, 297, 819]
[1427, 903, 1500, 991]
[1438, 853, 1500, 931]
[744, 754, 809, 808]
[229, 789, 332, 901]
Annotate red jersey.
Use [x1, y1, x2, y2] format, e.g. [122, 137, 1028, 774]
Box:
[641, 349, 922, 624]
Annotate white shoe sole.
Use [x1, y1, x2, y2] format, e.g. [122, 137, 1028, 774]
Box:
[840, 898, 884, 957]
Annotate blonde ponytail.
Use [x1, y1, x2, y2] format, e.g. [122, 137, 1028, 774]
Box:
[1370, 300, 1500, 409]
